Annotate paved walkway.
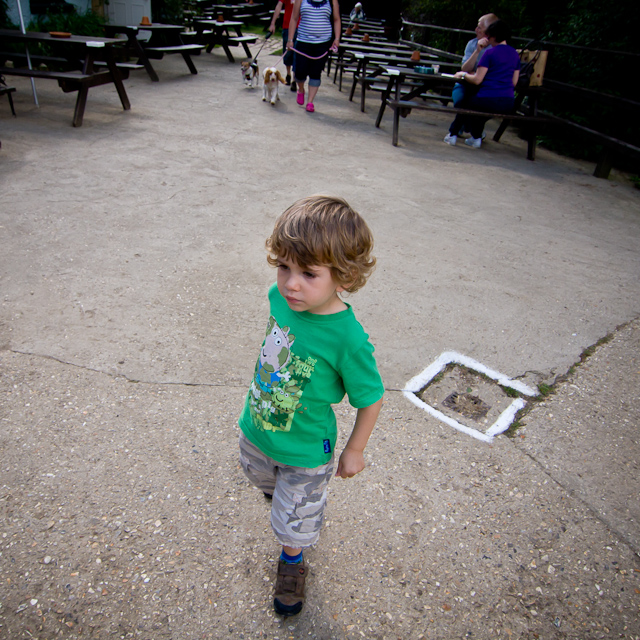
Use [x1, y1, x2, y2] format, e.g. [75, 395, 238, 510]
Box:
[1, 48, 639, 639]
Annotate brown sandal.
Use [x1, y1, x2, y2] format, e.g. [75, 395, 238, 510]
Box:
[273, 560, 306, 616]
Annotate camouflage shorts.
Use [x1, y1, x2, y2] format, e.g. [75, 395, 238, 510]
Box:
[239, 433, 335, 548]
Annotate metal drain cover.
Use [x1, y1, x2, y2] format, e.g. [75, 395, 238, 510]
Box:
[442, 391, 491, 420]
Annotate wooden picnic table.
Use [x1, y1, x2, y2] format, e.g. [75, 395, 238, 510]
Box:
[340, 37, 412, 50]
[349, 52, 440, 110]
[330, 42, 421, 88]
[343, 23, 386, 35]
[375, 65, 547, 159]
[0, 28, 130, 127]
[200, 3, 257, 19]
[103, 23, 205, 81]
[349, 56, 460, 113]
[192, 19, 256, 62]
[374, 66, 457, 126]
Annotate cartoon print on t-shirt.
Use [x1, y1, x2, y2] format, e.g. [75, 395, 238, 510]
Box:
[249, 316, 316, 433]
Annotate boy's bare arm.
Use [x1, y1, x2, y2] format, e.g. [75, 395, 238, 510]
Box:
[336, 397, 383, 479]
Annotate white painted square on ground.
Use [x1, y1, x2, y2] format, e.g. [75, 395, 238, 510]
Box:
[403, 352, 539, 443]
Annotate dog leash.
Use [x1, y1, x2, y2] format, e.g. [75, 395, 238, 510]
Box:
[250, 31, 273, 68]
[271, 45, 336, 68]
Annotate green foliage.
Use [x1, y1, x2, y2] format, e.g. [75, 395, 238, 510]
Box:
[537, 383, 552, 397]
[27, 7, 106, 36]
[1, 0, 17, 28]
[403, 0, 639, 169]
[151, 0, 185, 25]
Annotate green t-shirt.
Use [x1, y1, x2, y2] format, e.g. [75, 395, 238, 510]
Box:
[239, 283, 384, 468]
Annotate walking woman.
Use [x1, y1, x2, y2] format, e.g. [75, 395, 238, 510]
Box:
[287, 0, 341, 113]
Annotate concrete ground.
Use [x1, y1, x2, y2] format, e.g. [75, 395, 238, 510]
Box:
[0, 42, 639, 639]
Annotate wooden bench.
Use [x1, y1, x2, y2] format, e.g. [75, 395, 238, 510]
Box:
[93, 60, 146, 72]
[229, 36, 258, 58]
[1, 52, 72, 68]
[1, 51, 144, 76]
[384, 99, 551, 160]
[0, 66, 130, 127]
[144, 44, 205, 74]
[227, 35, 257, 58]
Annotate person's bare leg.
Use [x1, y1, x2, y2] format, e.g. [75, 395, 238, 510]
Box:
[283, 545, 302, 557]
[307, 85, 319, 104]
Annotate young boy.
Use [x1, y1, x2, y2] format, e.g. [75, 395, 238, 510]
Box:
[238, 195, 384, 617]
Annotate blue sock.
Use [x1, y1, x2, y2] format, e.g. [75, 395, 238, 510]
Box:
[280, 549, 303, 564]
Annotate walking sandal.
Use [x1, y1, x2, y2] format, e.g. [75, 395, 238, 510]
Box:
[273, 560, 306, 616]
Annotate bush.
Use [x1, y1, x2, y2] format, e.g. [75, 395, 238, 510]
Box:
[151, 0, 184, 25]
[27, 7, 106, 36]
[1, 0, 17, 28]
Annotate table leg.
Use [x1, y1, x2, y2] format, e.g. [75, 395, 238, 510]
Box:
[181, 52, 198, 74]
[6, 89, 16, 116]
[131, 33, 159, 81]
[218, 27, 235, 62]
[526, 91, 538, 161]
[234, 27, 252, 58]
[72, 86, 89, 127]
[375, 77, 394, 128]
[349, 59, 363, 101]
[391, 74, 403, 145]
[333, 50, 343, 84]
[392, 102, 400, 146]
[222, 42, 235, 62]
[360, 62, 377, 113]
[104, 48, 131, 111]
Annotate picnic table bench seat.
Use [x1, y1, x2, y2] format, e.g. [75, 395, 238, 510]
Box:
[1, 52, 71, 67]
[228, 35, 257, 45]
[93, 60, 146, 71]
[0, 65, 131, 127]
[145, 44, 205, 56]
[364, 80, 452, 103]
[0, 65, 129, 84]
[144, 43, 205, 74]
[383, 98, 550, 160]
[1, 51, 144, 74]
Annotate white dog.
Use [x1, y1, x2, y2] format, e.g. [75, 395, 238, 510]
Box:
[241, 60, 259, 87]
[262, 67, 286, 105]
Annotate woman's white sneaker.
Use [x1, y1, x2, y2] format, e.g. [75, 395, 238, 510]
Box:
[444, 134, 457, 146]
[465, 136, 482, 148]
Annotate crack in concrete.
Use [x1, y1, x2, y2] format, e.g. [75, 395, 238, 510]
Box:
[7, 348, 246, 389]
[511, 441, 640, 558]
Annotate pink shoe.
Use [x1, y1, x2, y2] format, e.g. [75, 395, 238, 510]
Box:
[305, 102, 315, 113]
[296, 92, 304, 106]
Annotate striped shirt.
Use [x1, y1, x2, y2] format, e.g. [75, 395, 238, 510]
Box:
[297, 0, 333, 43]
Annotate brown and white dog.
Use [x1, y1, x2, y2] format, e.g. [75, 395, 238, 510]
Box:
[241, 60, 259, 87]
[262, 67, 286, 105]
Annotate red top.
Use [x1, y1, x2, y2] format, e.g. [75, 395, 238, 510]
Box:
[282, 0, 295, 26]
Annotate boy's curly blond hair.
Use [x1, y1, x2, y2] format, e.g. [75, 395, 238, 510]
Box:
[266, 195, 376, 293]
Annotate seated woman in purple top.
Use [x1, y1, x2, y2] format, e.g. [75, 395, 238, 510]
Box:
[444, 20, 520, 149]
